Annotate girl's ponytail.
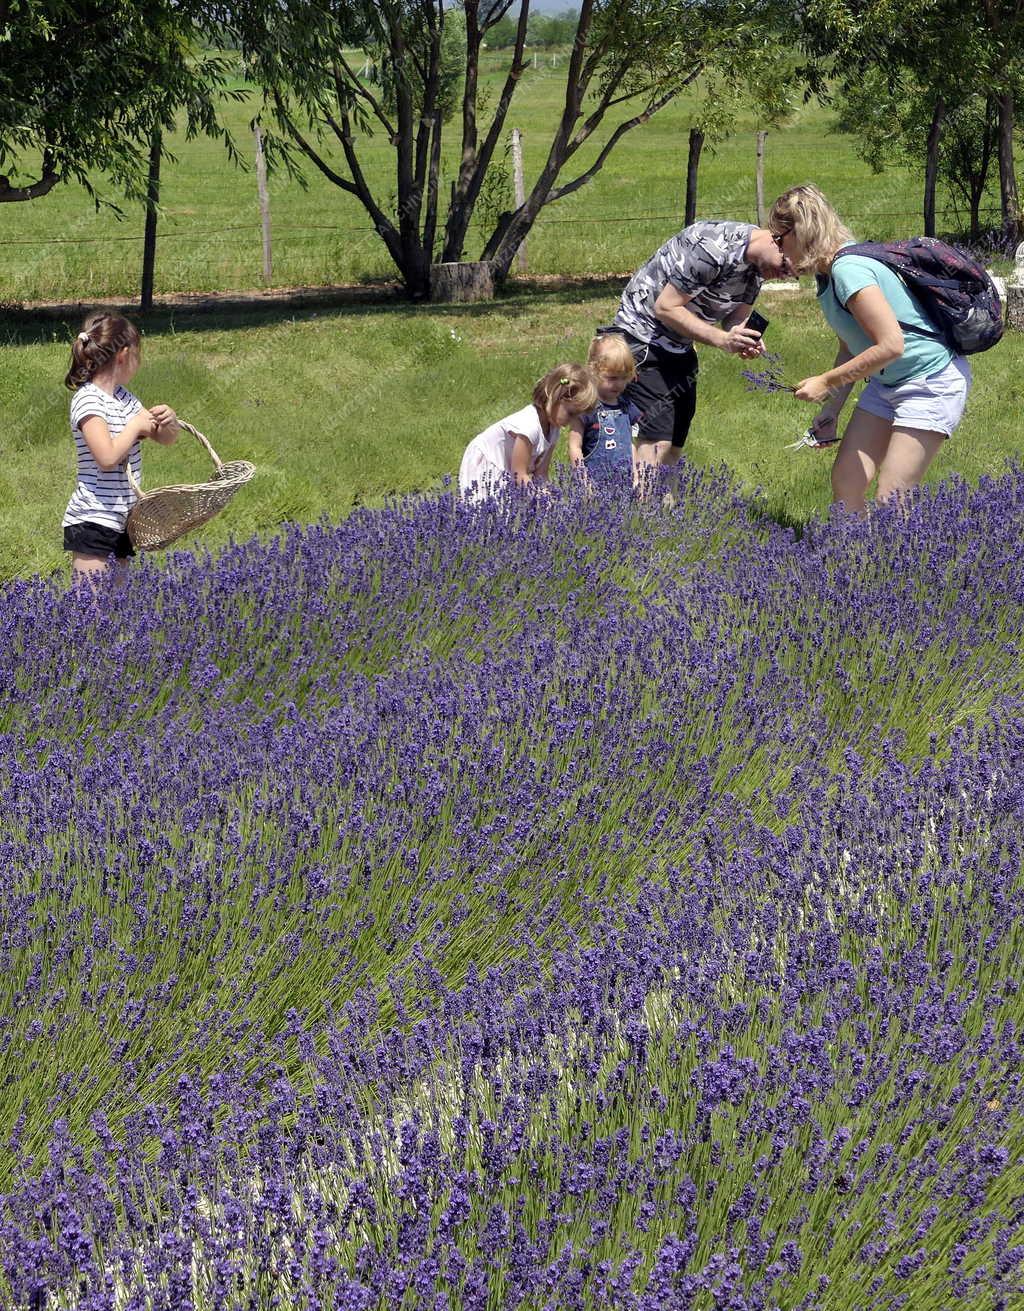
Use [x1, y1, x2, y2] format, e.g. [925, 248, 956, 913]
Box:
[65, 313, 141, 390]
[532, 362, 598, 421]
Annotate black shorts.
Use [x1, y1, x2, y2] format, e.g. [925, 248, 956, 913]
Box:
[63, 521, 135, 559]
[621, 337, 699, 448]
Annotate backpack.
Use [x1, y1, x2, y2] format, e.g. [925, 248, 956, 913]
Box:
[831, 237, 1004, 355]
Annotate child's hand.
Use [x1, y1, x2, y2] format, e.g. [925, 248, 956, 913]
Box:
[133, 407, 158, 438]
[149, 404, 181, 442]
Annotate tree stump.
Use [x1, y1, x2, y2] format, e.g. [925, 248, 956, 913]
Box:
[430, 261, 494, 303]
[1007, 285, 1024, 331]
[1007, 242, 1024, 331]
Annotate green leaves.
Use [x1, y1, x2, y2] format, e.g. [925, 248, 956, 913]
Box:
[0, 1, 243, 207]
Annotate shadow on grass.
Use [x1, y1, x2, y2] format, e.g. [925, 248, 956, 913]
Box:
[0, 274, 628, 347]
[747, 492, 812, 540]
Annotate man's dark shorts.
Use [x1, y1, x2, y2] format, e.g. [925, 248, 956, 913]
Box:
[620, 335, 699, 449]
[63, 521, 135, 559]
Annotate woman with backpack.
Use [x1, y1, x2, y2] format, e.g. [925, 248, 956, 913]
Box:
[770, 184, 987, 513]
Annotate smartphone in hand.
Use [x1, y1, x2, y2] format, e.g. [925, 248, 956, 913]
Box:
[745, 310, 769, 337]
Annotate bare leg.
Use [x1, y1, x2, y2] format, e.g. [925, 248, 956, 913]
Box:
[634, 440, 665, 500]
[830, 408, 893, 515]
[71, 553, 129, 592]
[875, 426, 945, 504]
[657, 442, 683, 507]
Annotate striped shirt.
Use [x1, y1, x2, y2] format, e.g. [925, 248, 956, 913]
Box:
[63, 383, 143, 531]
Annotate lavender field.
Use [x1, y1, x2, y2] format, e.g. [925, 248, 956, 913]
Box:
[3, 466, 1024, 1309]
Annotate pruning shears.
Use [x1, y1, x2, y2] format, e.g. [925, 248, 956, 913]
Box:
[784, 426, 840, 452]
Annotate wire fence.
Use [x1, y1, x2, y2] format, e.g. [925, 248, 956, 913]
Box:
[0, 206, 1004, 249]
[2, 112, 1009, 305]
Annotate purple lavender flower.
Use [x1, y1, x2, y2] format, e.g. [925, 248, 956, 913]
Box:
[741, 351, 796, 393]
[0, 469, 1023, 1307]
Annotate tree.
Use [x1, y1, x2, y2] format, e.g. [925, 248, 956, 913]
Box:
[226, 0, 789, 300]
[471, 9, 579, 51]
[944, 95, 999, 238]
[680, 28, 802, 225]
[800, 0, 1024, 240]
[834, 72, 1002, 240]
[0, 1, 241, 207]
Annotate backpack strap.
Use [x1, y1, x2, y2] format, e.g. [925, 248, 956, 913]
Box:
[829, 249, 948, 344]
[895, 319, 945, 342]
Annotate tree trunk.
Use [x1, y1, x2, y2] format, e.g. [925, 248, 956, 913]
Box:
[404, 254, 433, 301]
[685, 127, 704, 226]
[442, 0, 533, 263]
[969, 193, 982, 238]
[998, 91, 1021, 241]
[430, 260, 494, 302]
[923, 95, 944, 238]
[755, 131, 767, 227]
[140, 127, 161, 311]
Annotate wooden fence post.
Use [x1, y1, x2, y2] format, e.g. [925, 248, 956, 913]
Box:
[140, 127, 161, 312]
[685, 127, 704, 226]
[254, 122, 272, 284]
[511, 128, 528, 274]
[755, 131, 767, 227]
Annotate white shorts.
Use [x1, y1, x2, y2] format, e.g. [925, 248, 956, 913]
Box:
[856, 356, 972, 437]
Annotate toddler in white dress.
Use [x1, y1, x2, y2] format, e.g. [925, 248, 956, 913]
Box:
[459, 363, 597, 502]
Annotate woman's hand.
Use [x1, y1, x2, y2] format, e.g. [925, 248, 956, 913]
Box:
[794, 375, 834, 404]
[809, 411, 838, 444]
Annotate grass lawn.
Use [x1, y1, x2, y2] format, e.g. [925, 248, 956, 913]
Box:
[0, 50, 1004, 302]
[3, 283, 1020, 580]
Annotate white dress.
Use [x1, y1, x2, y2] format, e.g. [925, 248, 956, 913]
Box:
[459, 404, 556, 501]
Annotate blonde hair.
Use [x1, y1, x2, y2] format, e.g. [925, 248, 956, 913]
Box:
[587, 333, 637, 381]
[768, 184, 856, 275]
[65, 312, 141, 390]
[532, 363, 598, 420]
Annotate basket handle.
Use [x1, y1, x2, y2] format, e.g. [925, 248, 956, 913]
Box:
[124, 419, 223, 497]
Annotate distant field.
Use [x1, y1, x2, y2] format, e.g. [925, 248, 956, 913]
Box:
[0, 51, 1002, 302]
[4, 283, 1020, 580]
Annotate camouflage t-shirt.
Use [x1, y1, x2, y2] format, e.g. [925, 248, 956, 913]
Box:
[612, 221, 762, 353]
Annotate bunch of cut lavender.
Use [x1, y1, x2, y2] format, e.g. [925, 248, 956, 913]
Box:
[741, 351, 795, 393]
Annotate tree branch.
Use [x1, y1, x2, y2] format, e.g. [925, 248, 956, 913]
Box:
[442, 0, 532, 260]
[273, 94, 358, 193]
[546, 90, 680, 203]
[423, 101, 444, 261]
[387, 5, 419, 245]
[0, 149, 59, 202]
[277, 88, 403, 259]
[568, 63, 703, 157]
[334, 107, 403, 248]
[479, 0, 517, 29]
[460, 0, 530, 196]
[333, 55, 396, 140]
[457, 0, 482, 177]
[414, 0, 444, 197]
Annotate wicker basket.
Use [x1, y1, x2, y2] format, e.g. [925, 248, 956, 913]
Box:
[125, 421, 255, 551]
